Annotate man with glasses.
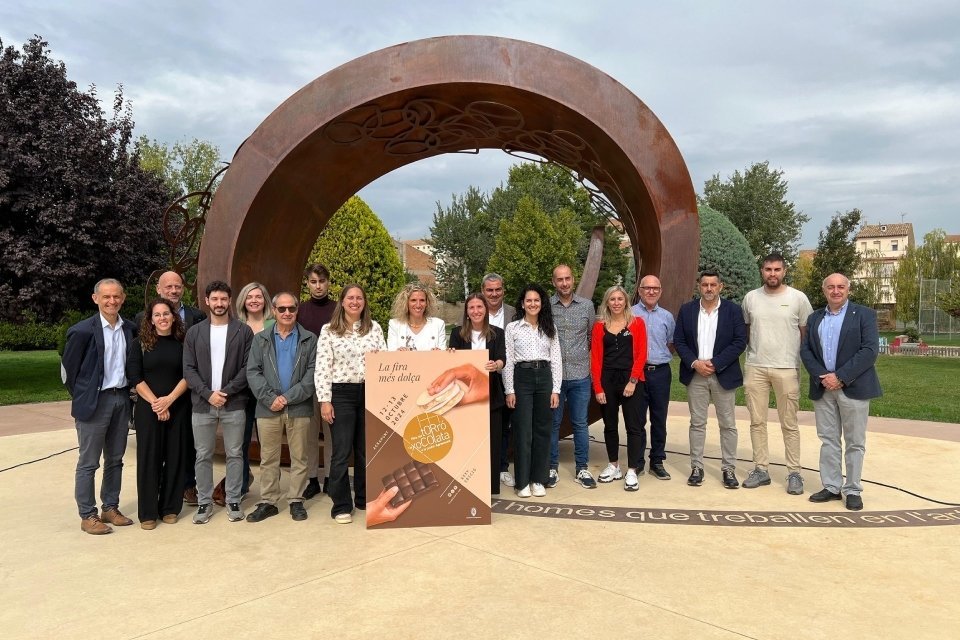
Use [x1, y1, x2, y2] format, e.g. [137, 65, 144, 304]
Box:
[630, 275, 676, 481]
[482, 273, 516, 487]
[246, 292, 318, 522]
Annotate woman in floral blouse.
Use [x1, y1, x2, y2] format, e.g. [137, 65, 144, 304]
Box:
[314, 284, 386, 523]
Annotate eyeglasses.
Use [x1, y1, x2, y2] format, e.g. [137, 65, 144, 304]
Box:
[639, 287, 661, 292]
[275, 306, 298, 313]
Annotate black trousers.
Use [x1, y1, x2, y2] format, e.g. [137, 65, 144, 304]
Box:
[490, 406, 502, 495]
[636, 364, 671, 463]
[329, 382, 366, 517]
[135, 398, 189, 521]
[512, 366, 552, 489]
[600, 368, 646, 469]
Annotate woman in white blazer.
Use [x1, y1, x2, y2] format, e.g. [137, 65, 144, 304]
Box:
[386, 283, 447, 351]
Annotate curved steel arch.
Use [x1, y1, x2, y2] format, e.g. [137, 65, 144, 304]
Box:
[199, 35, 698, 314]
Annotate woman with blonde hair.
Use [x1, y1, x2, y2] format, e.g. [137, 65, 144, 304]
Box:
[591, 285, 648, 491]
[387, 282, 447, 351]
[315, 284, 386, 523]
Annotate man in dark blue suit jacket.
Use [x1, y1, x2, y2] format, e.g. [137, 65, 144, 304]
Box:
[674, 270, 747, 489]
[62, 278, 136, 534]
[800, 273, 881, 511]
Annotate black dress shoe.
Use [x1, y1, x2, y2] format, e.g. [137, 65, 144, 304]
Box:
[809, 488, 842, 503]
[722, 469, 739, 489]
[246, 503, 279, 523]
[845, 494, 863, 511]
[290, 502, 308, 521]
[649, 463, 671, 480]
[687, 467, 704, 486]
[302, 478, 322, 500]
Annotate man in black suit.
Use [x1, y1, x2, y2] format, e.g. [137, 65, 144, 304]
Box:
[62, 278, 137, 534]
[800, 273, 882, 511]
[674, 270, 747, 489]
[482, 273, 517, 487]
[133, 270, 206, 505]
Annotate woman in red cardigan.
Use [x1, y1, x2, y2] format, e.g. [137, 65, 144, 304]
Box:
[591, 285, 648, 491]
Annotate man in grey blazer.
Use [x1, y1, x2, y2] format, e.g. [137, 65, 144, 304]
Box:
[183, 281, 254, 524]
[483, 273, 517, 487]
[800, 273, 882, 511]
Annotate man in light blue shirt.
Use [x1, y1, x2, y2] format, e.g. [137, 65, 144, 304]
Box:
[630, 275, 676, 480]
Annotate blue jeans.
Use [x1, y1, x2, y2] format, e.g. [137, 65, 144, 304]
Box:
[550, 376, 591, 471]
[192, 409, 246, 505]
[75, 388, 130, 517]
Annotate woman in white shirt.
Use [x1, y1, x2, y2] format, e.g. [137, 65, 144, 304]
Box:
[504, 284, 562, 498]
[387, 283, 447, 351]
[315, 284, 386, 524]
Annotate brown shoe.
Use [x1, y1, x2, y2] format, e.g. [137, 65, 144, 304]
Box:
[140, 520, 157, 530]
[101, 507, 133, 526]
[212, 478, 227, 506]
[162, 514, 178, 524]
[80, 514, 112, 535]
[184, 486, 198, 506]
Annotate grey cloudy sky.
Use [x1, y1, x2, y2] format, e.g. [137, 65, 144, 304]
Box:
[3, 0, 958, 248]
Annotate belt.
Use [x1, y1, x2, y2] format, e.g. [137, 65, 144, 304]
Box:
[517, 360, 550, 369]
[100, 387, 128, 394]
[645, 363, 670, 371]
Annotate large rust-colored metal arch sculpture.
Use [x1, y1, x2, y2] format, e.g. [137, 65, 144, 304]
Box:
[199, 36, 698, 314]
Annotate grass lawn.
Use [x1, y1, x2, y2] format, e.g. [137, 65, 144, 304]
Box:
[667, 353, 960, 423]
[0, 350, 70, 405]
[3, 349, 959, 423]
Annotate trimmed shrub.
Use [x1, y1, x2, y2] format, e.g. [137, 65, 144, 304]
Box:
[697, 204, 761, 304]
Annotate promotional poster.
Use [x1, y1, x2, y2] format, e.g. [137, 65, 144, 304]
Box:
[365, 350, 492, 529]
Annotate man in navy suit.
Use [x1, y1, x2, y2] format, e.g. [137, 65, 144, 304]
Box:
[674, 270, 747, 489]
[62, 278, 137, 534]
[800, 273, 882, 511]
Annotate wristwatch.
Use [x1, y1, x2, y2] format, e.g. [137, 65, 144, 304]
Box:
[629, 377, 639, 384]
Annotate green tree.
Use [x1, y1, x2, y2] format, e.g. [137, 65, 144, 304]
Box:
[137, 136, 221, 202]
[429, 186, 493, 300]
[306, 196, 405, 327]
[697, 205, 761, 303]
[699, 161, 810, 270]
[807, 208, 864, 308]
[137, 136, 222, 300]
[893, 229, 960, 324]
[486, 195, 579, 301]
[0, 36, 172, 322]
[792, 252, 815, 298]
[855, 250, 886, 308]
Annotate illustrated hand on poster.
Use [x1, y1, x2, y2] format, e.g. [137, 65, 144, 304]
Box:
[427, 363, 490, 405]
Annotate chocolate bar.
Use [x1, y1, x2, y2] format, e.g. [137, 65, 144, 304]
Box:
[382, 460, 439, 508]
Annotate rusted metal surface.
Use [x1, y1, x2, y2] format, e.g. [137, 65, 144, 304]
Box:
[198, 35, 699, 316]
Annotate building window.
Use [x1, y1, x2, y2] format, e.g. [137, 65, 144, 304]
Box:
[860, 242, 867, 251]
[891, 241, 898, 251]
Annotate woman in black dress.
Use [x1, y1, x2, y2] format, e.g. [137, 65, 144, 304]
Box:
[127, 298, 190, 529]
[448, 293, 507, 495]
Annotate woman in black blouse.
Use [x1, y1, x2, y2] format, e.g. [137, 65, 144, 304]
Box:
[126, 298, 191, 529]
[448, 293, 507, 495]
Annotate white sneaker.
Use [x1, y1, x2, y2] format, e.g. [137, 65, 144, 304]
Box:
[531, 482, 546, 497]
[334, 511, 353, 524]
[624, 469, 639, 491]
[598, 463, 622, 483]
[515, 484, 531, 498]
[500, 471, 516, 487]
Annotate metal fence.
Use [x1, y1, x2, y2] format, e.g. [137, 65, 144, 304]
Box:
[918, 278, 957, 336]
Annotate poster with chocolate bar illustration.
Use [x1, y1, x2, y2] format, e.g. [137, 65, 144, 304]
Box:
[365, 350, 491, 528]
